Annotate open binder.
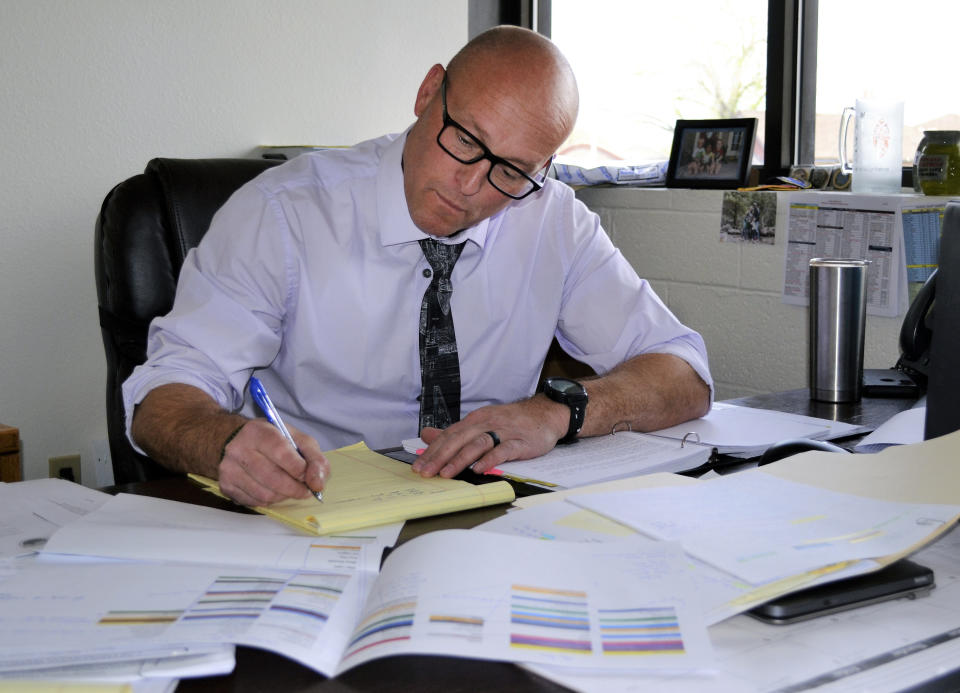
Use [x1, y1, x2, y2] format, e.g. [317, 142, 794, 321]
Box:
[490, 429, 714, 489]
[491, 402, 865, 489]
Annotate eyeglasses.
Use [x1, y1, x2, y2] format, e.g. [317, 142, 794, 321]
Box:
[436, 77, 549, 200]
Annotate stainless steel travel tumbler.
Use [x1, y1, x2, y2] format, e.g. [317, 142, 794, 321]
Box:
[808, 259, 869, 402]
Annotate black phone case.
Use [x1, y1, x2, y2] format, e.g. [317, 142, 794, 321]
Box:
[748, 559, 935, 624]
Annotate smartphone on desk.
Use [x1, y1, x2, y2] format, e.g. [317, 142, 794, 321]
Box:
[748, 559, 935, 625]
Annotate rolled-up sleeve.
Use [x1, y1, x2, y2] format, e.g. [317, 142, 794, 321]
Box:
[552, 196, 713, 398]
[121, 181, 292, 452]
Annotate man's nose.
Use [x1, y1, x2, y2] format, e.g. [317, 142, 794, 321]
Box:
[456, 159, 489, 195]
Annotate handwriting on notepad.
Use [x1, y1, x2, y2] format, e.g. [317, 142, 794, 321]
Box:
[331, 487, 434, 505]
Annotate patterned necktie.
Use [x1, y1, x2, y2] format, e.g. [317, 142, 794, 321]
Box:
[418, 238, 466, 432]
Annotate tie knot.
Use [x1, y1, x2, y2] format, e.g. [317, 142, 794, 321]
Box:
[419, 238, 464, 279]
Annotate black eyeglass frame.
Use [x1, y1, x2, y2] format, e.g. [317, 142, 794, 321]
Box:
[436, 77, 549, 200]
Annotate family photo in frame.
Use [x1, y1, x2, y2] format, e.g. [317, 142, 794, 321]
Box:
[666, 118, 758, 189]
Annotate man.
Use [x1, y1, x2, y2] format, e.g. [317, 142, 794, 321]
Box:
[125, 26, 712, 508]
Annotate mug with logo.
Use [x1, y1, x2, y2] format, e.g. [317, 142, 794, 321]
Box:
[838, 99, 904, 194]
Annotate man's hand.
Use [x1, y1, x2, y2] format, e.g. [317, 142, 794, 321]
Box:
[218, 420, 329, 507]
[412, 395, 568, 478]
[131, 383, 329, 508]
[410, 353, 709, 480]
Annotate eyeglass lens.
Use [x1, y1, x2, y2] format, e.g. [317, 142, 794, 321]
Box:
[438, 124, 537, 197]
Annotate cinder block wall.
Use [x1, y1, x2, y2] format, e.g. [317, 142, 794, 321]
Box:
[575, 188, 903, 400]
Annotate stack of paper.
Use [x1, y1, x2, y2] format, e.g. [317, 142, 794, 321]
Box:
[527, 524, 960, 693]
[472, 428, 960, 692]
[6, 491, 718, 679]
[0, 480, 237, 688]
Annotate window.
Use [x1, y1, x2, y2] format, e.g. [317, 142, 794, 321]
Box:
[535, 0, 960, 180]
[550, 0, 768, 168]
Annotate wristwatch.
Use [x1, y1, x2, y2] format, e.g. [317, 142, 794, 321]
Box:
[542, 377, 588, 444]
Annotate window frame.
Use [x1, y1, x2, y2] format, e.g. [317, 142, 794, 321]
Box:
[764, 0, 815, 179]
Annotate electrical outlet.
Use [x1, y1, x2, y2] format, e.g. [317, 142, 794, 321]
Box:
[48, 454, 82, 484]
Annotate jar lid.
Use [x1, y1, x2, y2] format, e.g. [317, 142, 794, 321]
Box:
[922, 130, 960, 136]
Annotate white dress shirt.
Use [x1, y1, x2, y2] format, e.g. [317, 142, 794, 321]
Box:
[123, 131, 712, 452]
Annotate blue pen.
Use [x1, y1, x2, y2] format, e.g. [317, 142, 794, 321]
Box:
[249, 376, 323, 503]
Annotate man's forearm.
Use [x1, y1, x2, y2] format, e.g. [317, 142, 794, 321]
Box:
[131, 383, 248, 477]
[577, 353, 710, 437]
[412, 352, 710, 479]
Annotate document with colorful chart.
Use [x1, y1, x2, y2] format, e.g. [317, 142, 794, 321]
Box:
[333, 529, 713, 674]
[5, 500, 711, 677]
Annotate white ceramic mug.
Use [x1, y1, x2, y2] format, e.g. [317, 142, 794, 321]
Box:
[839, 99, 904, 193]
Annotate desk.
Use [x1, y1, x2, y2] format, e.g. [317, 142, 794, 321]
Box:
[108, 389, 958, 693]
[724, 388, 920, 438]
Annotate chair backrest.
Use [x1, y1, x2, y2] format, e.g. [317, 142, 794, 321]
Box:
[94, 157, 282, 484]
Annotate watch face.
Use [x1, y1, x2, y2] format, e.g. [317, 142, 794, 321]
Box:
[546, 377, 587, 396]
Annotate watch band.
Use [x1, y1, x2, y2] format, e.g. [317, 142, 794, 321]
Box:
[558, 399, 586, 444]
[543, 377, 588, 444]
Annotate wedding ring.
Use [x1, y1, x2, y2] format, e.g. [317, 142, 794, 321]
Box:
[485, 431, 501, 447]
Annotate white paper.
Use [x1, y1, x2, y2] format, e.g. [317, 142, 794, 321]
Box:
[335, 529, 714, 674]
[490, 432, 712, 488]
[572, 472, 960, 584]
[522, 524, 960, 693]
[781, 192, 906, 318]
[473, 498, 876, 625]
[0, 557, 370, 677]
[42, 493, 399, 573]
[0, 646, 234, 683]
[1, 528, 718, 677]
[0, 478, 111, 558]
[854, 406, 926, 452]
[402, 437, 426, 454]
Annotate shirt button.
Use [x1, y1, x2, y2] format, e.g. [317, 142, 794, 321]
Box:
[422, 268, 432, 278]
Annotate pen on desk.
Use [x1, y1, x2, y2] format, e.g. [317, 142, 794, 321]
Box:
[249, 376, 323, 503]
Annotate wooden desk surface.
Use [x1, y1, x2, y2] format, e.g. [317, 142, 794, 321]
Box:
[109, 389, 925, 692]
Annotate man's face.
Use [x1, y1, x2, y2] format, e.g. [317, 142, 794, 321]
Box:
[402, 67, 557, 237]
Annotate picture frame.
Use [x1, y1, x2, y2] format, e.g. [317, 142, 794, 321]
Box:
[666, 118, 758, 189]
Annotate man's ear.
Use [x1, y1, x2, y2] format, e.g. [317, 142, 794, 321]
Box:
[414, 64, 445, 118]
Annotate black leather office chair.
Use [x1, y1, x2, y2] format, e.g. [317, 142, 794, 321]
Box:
[94, 157, 282, 484]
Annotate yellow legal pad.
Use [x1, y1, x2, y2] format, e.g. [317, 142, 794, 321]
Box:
[189, 441, 515, 535]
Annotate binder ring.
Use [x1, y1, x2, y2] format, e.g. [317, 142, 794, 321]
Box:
[611, 421, 632, 435]
[680, 432, 701, 448]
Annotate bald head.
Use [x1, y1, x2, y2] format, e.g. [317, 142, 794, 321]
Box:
[401, 27, 579, 236]
[446, 26, 579, 150]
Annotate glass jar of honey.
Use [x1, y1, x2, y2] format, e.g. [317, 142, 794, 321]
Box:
[914, 130, 960, 195]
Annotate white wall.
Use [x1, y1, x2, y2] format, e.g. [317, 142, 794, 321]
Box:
[576, 187, 905, 402]
[0, 0, 467, 482]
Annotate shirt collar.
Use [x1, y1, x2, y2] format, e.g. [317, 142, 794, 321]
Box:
[377, 128, 491, 249]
